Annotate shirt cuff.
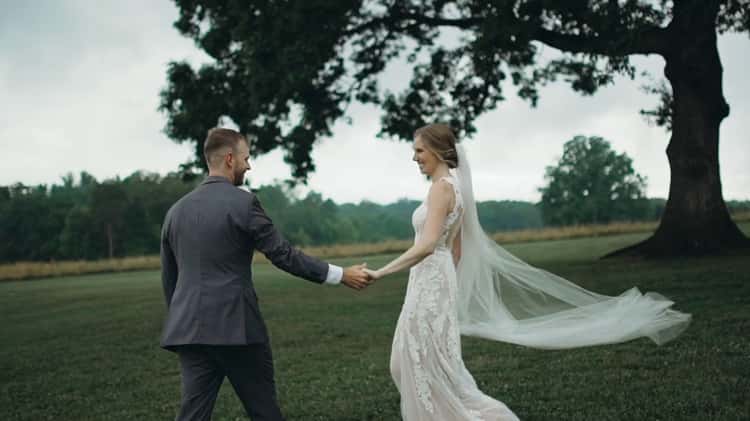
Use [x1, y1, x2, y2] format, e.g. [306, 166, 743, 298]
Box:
[324, 264, 343, 285]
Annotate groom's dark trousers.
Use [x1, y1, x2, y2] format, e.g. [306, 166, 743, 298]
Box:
[160, 176, 330, 420]
[175, 344, 281, 421]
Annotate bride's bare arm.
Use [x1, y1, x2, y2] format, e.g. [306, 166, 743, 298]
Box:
[370, 180, 454, 279]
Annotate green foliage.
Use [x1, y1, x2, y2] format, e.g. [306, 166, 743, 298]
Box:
[5, 168, 741, 263]
[0, 172, 198, 263]
[256, 188, 543, 248]
[1, 229, 749, 419]
[727, 199, 750, 213]
[0, 175, 544, 262]
[0, 184, 64, 261]
[338, 199, 421, 244]
[477, 200, 543, 231]
[254, 183, 543, 247]
[538, 136, 649, 226]
[161, 0, 749, 181]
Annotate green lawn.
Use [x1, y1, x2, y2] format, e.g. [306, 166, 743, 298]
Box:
[1, 229, 749, 420]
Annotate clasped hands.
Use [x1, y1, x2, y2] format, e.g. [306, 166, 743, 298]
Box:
[341, 264, 383, 290]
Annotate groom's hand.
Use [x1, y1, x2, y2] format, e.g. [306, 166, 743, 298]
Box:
[342, 263, 371, 290]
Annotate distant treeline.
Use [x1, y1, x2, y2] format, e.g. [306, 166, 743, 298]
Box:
[1, 171, 748, 263]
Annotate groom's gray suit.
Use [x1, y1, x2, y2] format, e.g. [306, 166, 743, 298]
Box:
[160, 175, 333, 420]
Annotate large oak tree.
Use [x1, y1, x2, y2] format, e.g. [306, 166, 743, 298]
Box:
[160, 0, 750, 257]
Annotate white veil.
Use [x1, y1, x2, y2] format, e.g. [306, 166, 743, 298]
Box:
[453, 145, 691, 349]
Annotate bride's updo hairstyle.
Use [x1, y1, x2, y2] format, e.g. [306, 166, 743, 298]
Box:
[414, 123, 459, 169]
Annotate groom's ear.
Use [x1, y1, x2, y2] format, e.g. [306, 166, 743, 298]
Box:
[224, 149, 234, 167]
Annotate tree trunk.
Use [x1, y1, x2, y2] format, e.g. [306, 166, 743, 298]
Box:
[606, 1, 749, 258]
[107, 223, 114, 259]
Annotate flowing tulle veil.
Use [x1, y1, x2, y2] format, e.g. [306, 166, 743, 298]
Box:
[453, 145, 691, 349]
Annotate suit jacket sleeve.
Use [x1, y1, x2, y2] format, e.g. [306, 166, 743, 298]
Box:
[160, 219, 178, 307]
[248, 194, 328, 283]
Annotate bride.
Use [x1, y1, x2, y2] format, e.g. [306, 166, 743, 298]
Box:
[364, 123, 691, 420]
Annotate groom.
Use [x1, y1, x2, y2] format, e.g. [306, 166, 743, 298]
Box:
[160, 128, 372, 420]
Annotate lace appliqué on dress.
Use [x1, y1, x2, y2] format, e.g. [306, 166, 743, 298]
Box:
[404, 257, 443, 413]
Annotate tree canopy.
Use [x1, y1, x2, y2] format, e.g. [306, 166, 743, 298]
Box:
[161, 0, 750, 256]
[161, 0, 749, 180]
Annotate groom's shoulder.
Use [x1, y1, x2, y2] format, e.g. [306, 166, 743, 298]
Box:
[163, 190, 192, 219]
[215, 183, 256, 202]
[167, 184, 258, 217]
[194, 182, 258, 206]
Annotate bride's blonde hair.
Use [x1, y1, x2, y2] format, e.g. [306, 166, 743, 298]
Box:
[414, 123, 459, 169]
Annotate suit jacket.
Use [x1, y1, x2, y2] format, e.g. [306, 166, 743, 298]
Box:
[159, 176, 329, 350]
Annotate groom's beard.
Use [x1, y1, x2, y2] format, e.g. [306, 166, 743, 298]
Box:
[233, 171, 244, 186]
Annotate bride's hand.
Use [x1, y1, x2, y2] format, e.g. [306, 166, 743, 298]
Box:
[364, 268, 381, 280]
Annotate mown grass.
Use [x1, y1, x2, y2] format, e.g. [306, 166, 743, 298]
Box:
[3, 213, 749, 281]
[1, 226, 749, 420]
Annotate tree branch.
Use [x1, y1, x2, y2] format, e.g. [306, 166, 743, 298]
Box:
[396, 13, 483, 29]
[345, 12, 482, 36]
[534, 26, 669, 56]
[347, 8, 669, 57]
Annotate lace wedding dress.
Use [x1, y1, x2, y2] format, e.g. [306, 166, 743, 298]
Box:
[390, 175, 520, 421]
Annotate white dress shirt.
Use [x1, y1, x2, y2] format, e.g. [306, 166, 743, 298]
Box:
[325, 264, 343, 285]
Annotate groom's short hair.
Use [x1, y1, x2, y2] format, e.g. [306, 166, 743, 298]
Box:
[204, 128, 247, 167]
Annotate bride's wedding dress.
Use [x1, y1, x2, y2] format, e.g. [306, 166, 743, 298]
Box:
[390, 147, 690, 420]
[391, 175, 520, 420]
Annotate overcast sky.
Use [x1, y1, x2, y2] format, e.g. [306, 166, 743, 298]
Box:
[1, 1, 748, 204]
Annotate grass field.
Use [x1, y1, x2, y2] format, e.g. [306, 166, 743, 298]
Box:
[1, 228, 749, 420]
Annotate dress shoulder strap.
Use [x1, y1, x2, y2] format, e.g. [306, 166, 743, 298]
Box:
[438, 175, 462, 211]
[439, 175, 457, 186]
